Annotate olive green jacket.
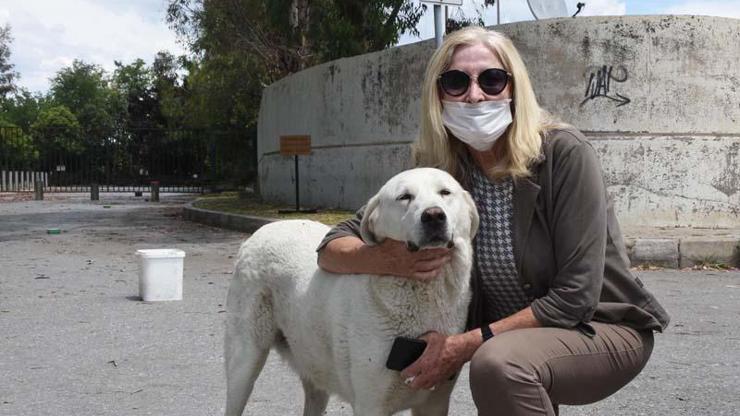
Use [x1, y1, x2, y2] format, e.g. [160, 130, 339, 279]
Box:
[318, 128, 670, 333]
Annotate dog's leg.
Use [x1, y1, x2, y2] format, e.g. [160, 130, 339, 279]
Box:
[224, 317, 270, 416]
[224, 283, 275, 416]
[301, 378, 329, 416]
[352, 396, 393, 416]
[351, 407, 391, 416]
[410, 382, 455, 416]
[410, 401, 449, 416]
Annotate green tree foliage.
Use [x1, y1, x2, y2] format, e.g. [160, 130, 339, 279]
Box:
[30, 105, 83, 166]
[175, 54, 262, 129]
[50, 60, 126, 156]
[166, 0, 427, 128]
[152, 51, 179, 89]
[154, 52, 190, 128]
[0, 119, 38, 168]
[151, 51, 181, 125]
[112, 58, 165, 129]
[2, 2, 430, 187]
[0, 89, 49, 133]
[0, 24, 18, 99]
[0, 25, 39, 168]
[50, 61, 109, 113]
[111, 56, 182, 180]
[309, 0, 427, 60]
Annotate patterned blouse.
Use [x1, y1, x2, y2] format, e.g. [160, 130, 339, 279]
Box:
[470, 167, 534, 322]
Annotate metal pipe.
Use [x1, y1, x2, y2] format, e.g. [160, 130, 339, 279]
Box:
[434, 5, 443, 48]
[295, 155, 300, 211]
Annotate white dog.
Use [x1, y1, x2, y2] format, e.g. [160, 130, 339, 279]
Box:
[225, 168, 479, 416]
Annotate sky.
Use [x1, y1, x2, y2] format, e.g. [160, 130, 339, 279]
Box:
[1, 0, 740, 94]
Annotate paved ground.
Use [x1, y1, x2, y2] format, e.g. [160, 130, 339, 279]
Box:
[1, 194, 738, 415]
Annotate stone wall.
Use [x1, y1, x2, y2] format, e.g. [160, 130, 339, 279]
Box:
[257, 15, 740, 227]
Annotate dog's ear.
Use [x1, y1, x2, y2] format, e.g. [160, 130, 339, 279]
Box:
[359, 194, 381, 246]
[462, 190, 479, 240]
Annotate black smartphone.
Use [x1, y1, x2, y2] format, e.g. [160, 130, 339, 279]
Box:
[385, 336, 427, 371]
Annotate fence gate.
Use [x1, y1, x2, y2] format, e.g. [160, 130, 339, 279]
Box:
[0, 126, 256, 194]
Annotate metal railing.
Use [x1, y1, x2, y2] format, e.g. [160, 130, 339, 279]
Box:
[0, 126, 256, 193]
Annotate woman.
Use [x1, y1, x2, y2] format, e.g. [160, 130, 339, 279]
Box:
[317, 26, 669, 415]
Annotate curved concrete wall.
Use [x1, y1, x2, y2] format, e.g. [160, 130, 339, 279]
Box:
[258, 15, 740, 227]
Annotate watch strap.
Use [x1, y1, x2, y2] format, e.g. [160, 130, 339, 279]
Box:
[481, 324, 494, 342]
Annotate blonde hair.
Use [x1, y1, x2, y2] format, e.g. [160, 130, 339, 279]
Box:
[412, 26, 566, 181]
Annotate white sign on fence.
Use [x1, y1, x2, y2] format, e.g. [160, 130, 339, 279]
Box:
[420, 0, 463, 6]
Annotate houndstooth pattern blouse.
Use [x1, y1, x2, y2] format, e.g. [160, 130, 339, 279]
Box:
[470, 167, 534, 322]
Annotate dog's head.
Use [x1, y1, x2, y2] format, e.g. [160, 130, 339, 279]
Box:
[360, 168, 479, 250]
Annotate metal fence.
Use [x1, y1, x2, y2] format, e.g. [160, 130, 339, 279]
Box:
[0, 126, 256, 193]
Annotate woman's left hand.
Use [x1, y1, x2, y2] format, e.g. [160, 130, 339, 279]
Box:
[400, 331, 469, 390]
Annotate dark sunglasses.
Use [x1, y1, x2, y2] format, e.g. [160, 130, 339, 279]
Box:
[438, 68, 511, 97]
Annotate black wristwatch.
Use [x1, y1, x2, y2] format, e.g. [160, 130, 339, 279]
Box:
[481, 324, 494, 342]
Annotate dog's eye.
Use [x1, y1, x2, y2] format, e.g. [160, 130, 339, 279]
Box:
[440, 189, 451, 196]
[397, 193, 413, 201]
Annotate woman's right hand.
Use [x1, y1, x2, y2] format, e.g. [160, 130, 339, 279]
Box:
[372, 239, 451, 281]
[318, 236, 451, 282]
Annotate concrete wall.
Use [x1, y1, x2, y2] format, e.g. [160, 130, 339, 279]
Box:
[258, 15, 740, 227]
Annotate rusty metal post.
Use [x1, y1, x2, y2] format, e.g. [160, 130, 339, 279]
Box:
[34, 177, 44, 200]
[151, 181, 160, 202]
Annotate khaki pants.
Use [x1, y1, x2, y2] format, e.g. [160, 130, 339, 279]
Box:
[469, 322, 654, 415]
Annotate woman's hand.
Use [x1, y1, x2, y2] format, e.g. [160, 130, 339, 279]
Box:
[400, 331, 472, 390]
[373, 239, 450, 281]
[319, 236, 450, 281]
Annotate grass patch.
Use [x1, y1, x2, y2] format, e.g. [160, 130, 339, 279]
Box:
[193, 192, 355, 225]
[632, 263, 664, 271]
[689, 256, 734, 271]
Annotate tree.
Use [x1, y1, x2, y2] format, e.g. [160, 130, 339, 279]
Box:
[309, 0, 427, 61]
[169, 0, 426, 77]
[30, 105, 83, 166]
[166, 0, 427, 128]
[0, 88, 49, 133]
[49, 60, 125, 155]
[0, 119, 38, 169]
[51, 61, 109, 110]
[445, 2, 495, 33]
[164, 1, 432, 186]
[152, 51, 179, 90]
[0, 24, 18, 99]
[112, 58, 163, 129]
[153, 52, 189, 128]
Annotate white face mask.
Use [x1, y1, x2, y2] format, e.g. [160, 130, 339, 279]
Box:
[441, 99, 513, 151]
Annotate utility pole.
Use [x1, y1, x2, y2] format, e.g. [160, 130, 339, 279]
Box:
[421, 0, 463, 49]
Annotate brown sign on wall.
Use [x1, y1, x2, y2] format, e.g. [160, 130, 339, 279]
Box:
[280, 135, 311, 156]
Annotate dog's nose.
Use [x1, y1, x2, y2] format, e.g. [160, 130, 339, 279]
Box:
[421, 207, 446, 226]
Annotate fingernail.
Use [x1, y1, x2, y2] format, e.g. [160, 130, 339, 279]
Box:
[404, 376, 415, 385]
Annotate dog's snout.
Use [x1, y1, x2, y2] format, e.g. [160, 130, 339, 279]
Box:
[421, 207, 446, 226]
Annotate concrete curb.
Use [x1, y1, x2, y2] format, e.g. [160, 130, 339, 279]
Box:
[624, 237, 740, 269]
[182, 201, 278, 234]
[183, 202, 740, 269]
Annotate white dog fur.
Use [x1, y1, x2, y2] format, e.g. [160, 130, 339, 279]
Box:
[225, 168, 479, 416]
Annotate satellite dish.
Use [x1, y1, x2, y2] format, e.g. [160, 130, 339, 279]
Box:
[527, 0, 569, 19]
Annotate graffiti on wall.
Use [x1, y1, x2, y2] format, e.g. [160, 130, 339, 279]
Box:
[580, 65, 631, 107]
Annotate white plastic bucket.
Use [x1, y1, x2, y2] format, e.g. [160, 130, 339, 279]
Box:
[136, 249, 186, 301]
